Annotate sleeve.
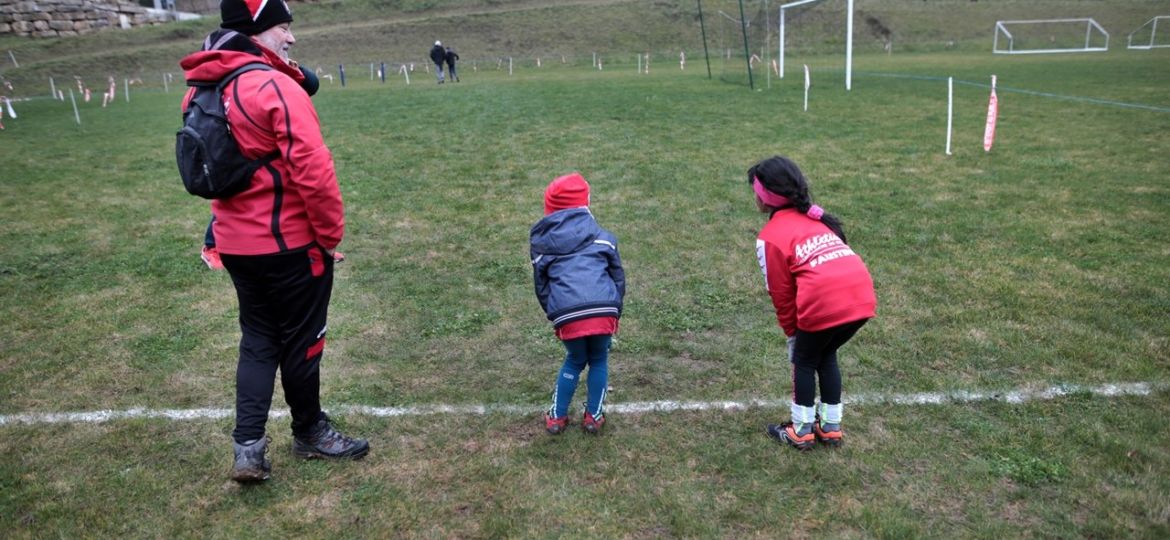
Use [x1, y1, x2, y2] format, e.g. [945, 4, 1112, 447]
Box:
[268, 77, 345, 250]
[531, 247, 552, 315]
[607, 238, 626, 304]
[756, 237, 797, 336]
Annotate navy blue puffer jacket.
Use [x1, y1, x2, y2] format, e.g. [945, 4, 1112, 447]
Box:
[530, 208, 625, 328]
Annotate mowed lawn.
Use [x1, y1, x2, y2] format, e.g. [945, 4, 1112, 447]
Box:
[1, 47, 1168, 537]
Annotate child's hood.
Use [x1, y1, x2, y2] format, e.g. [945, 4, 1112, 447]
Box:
[530, 208, 601, 255]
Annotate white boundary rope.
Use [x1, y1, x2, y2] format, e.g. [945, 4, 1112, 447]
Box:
[0, 382, 1162, 427]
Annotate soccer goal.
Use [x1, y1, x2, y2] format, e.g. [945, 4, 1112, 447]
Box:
[777, 0, 854, 89]
[993, 18, 1109, 54]
[1127, 16, 1170, 50]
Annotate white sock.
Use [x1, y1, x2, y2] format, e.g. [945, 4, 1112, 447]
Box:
[790, 402, 817, 426]
[819, 402, 843, 424]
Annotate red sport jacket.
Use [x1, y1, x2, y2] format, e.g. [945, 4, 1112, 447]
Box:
[180, 31, 344, 255]
[755, 208, 876, 336]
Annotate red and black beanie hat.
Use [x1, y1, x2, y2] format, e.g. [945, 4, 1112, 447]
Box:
[220, 0, 293, 36]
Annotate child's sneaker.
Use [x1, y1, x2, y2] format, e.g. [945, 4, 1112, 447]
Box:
[582, 411, 605, 435]
[201, 245, 224, 270]
[767, 421, 815, 451]
[814, 418, 844, 448]
[544, 411, 568, 435]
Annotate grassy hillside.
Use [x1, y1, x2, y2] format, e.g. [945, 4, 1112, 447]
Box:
[0, 0, 1165, 90]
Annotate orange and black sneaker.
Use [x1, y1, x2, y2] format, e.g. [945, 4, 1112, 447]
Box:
[813, 419, 844, 448]
[582, 411, 605, 435]
[767, 421, 815, 451]
[544, 410, 568, 435]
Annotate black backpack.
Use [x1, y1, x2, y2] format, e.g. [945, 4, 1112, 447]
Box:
[176, 63, 278, 199]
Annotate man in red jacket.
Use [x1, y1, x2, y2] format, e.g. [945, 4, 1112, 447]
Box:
[180, 0, 368, 483]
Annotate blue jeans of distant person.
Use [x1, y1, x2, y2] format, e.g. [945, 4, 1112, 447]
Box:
[550, 334, 611, 419]
[434, 63, 445, 82]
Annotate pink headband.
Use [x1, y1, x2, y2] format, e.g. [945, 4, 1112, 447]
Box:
[752, 177, 789, 208]
[753, 177, 825, 221]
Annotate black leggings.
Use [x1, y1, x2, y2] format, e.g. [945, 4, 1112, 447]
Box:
[790, 319, 868, 407]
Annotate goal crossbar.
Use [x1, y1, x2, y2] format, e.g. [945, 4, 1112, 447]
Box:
[994, 18, 1109, 54]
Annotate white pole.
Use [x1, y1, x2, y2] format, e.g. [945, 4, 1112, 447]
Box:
[7, 50, 16, 68]
[124, 78, 129, 103]
[509, 57, 513, 76]
[69, 88, 81, 125]
[50, 77, 57, 99]
[593, 52, 597, 68]
[945, 77, 953, 156]
[400, 64, 410, 85]
[163, 72, 169, 93]
[845, 0, 853, 90]
[779, 8, 785, 79]
[803, 64, 810, 111]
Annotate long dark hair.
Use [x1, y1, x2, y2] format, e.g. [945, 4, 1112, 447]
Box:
[748, 155, 847, 244]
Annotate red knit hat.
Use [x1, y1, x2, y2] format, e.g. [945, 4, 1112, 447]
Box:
[544, 172, 591, 215]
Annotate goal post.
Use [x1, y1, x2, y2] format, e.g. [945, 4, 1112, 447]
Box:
[1127, 16, 1170, 50]
[993, 18, 1109, 54]
[777, 0, 854, 90]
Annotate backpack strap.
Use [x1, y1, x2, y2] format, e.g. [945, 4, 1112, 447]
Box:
[217, 62, 273, 92]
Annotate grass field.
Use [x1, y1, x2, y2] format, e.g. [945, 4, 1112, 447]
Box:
[2, 1, 1170, 537]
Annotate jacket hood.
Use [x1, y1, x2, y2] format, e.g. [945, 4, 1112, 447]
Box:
[180, 29, 303, 84]
[530, 208, 601, 255]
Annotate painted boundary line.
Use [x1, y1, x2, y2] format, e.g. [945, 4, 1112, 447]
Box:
[854, 71, 1170, 113]
[0, 382, 1164, 427]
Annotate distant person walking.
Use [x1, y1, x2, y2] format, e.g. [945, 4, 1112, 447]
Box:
[530, 173, 625, 436]
[748, 155, 876, 451]
[445, 46, 460, 82]
[430, 40, 446, 83]
[180, 0, 369, 483]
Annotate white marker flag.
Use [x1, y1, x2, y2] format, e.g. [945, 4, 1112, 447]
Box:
[983, 75, 998, 152]
[5, 97, 15, 118]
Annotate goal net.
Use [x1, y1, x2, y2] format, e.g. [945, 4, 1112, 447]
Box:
[702, 0, 771, 88]
[1127, 16, 1170, 50]
[993, 18, 1109, 54]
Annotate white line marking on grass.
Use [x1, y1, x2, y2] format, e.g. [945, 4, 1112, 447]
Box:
[0, 382, 1163, 427]
[856, 71, 1170, 113]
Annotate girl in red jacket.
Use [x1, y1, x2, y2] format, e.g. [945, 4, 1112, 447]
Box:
[750, 156, 876, 450]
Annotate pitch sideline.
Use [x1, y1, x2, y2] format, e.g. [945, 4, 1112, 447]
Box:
[0, 382, 1163, 427]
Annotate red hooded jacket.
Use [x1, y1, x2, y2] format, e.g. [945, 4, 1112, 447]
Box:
[756, 208, 876, 336]
[180, 31, 343, 255]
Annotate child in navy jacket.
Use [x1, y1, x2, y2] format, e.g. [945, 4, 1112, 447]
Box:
[530, 173, 625, 435]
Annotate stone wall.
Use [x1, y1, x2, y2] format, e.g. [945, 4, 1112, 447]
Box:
[0, 0, 173, 38]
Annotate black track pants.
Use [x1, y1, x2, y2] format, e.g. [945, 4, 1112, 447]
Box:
[221, 246, 333, 443]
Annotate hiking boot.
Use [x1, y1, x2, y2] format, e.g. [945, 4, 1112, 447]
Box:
[582, 411, 605, 435]
[767, 421, 815, 451]
[544, 410, 568, 435]
[201, 245, 224, 270]
[292, 417, 369, 460]
[814, 417, 844, 448]
[231, 436, 271, 483]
